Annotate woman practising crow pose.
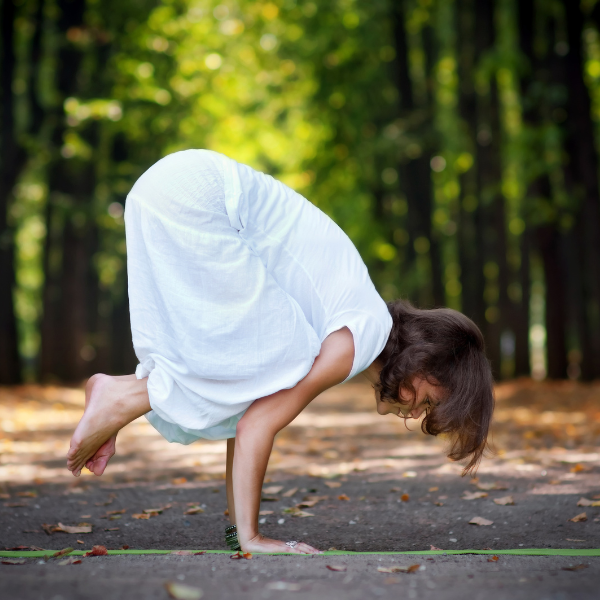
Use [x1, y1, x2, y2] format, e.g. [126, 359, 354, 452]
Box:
[67, 149, 494, 554]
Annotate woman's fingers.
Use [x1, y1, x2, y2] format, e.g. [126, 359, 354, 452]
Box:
[291, 542, 322, 554]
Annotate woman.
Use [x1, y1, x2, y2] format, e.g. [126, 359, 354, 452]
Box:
[67, 149, 494, 555]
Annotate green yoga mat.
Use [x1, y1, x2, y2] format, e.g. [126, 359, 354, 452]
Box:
[1, 548, 599, 558]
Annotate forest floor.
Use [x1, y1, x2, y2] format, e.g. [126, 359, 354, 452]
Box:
[0, 377, 599, 599]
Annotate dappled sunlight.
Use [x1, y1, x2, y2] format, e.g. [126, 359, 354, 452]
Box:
[0, 378, 599, 488]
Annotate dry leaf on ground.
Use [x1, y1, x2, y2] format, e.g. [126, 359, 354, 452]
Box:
[259, 510, 273, 515]
[577, 498, 600, 507]
[282, 488, 298, 497]
[171, 478, 188, 485]
[338, 494, 350, 501]
[493, 496, 515, 506]
[17, 491, 38, 498]
[570, 464, 589, 473]
[1, 559, 26, 565]
[378, 565, 420, 573]
[84, 545, 108, 557]
[183, 506, 204, 515]
[562, 564, 588, 571]
[401, 494, 410, 502]
[47, 523, 92, 534]
[283, 507, 314, 518]
[569, 513, 587, 522]
[326, 565, 347, 571]
[430, 545, 443, 551]
[324, 482, 342, 489]
[477, 482, 508, 491]
[428, 487, 439, 492]
[469, 516, 493, 526]
[487, 556, 499, 562]
[261, 496, 280, 502]
[164, 582, 203, 600]
[52, 547, 74, 558]
[263, 486, 283, 495]
[229, 551, 252, 560]
[463, 491, 488, 500]
[131, 513, 150, 520]
[57, 557, 82, 565]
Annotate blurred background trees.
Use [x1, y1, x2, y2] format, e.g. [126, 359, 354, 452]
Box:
[1, 0, 599, 384]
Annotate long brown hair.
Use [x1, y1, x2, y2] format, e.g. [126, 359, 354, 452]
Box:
[376, 299, 494, 475]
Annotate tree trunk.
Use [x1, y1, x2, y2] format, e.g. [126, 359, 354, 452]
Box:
[391, 0, 444, 308]
[0, 0, 23, 383]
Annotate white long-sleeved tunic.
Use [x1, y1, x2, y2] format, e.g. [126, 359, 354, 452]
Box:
[124, 149, 392, 444]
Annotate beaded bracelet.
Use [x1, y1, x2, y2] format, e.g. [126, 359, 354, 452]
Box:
[225, 524, 241, 551]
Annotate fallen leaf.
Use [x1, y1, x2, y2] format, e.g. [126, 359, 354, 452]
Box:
[324, 482, 342, 489]
[283, 507, 314, 518]
[377, 564, 420, 573]
[487, 556, 499, 562]
[463, 491, 488, 500]
[570, 464, 588, 473]
[17, 491, 38, 498]
[261, 496, 280, 502]
[566, 538, 587, 542]
[229, 551, 252, 560]
[430, 545, 443, 551]
[259, 510, 273, 516]
[131, 513, 150, 520]
[297, 499, 318, 508]
[282, 488, 298, 497]
[493, 496, 515, 506]
[55, 523, 92, 534]
[193, 551, 206, 555]
[428, 487, 439, 492]
[183, 506, 204, 515]
[470, 477, 479, 485]
[263, 486, 283, 494]
[401, 494, 410, 502]
[104, 527, 120, 532]
[469, 516, 493, 526]
[577, 497, 600, 507]
[79, 514, 91, 519]
[389, 487, 401, 493]
[57, 557, 82, 565]
[103, 509, 126, 517]
[434, 502, 444, 506]
[144, 507, 166, 514]
[172, 478, 188, 485]
[403, 471, 417, 478]
[165, 582, 203, 600]
[338, 494, 350, 501]
[121, 545, 130, 549]
[562, 564, 588, 571]
[548, 480, 561, 485]
[569, 513, 587, 522]
[52, 547, 74, 558]
[1, 559, 26, 565]
[84, 545, 108, 557]
[477, 482, 508, 491]
[223, 509, 229, 516]
[326, 565, 347, 571]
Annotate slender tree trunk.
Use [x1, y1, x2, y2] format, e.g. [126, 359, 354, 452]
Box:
[0, 0, 23, 383]
[391, 0, 444, 308]
[560, 0, 600, 379]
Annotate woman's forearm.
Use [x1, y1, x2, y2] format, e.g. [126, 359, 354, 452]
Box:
[232, 419, 276, 544]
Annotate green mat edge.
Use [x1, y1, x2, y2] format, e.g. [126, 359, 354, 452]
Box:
[2, 548, 599, 558]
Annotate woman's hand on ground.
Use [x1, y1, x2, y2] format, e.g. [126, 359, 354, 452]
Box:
[241, 534, 322, 555]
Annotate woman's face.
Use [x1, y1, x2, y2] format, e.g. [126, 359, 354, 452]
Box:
[375, 376, 445, 419]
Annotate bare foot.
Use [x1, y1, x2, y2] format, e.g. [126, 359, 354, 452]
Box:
[67, 374, 124, 477]
[242, 534, 322, 555]
[84, 374, 117, 476]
